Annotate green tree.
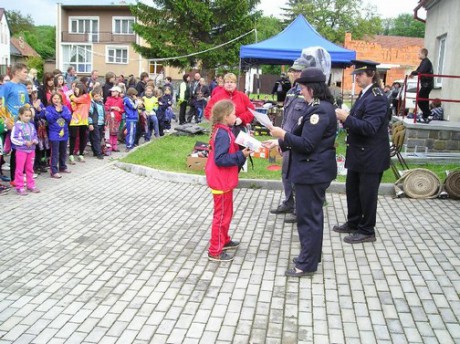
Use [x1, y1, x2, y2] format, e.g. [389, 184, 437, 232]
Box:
[26, 56, 44, 79]
[284, 0, 382, 44]
[5, 10, 34, 35]
[253, 16, 283, 74]
[386, 14, 425, 38]
[23, 26, 56, 60]
[130, 0, 261, 73]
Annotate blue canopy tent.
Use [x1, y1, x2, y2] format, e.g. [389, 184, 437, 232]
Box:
[239, 14, 356, 67]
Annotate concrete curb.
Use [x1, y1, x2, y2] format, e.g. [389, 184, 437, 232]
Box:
[115, 161, 397, 196]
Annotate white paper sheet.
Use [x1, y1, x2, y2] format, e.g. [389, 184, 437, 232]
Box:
[249, 108, 274, 129]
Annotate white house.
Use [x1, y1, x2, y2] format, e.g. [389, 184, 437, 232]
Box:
[0, 8, 11, 75]
[416, 0, 460, 121]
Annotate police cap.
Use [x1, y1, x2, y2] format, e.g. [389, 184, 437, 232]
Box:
[294, 67, 326, 84]
[289, 57, 310, 72]
[351, 59, 380, 75]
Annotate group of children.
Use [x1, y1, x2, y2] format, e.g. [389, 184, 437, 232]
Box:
[1, 76, 175, 195]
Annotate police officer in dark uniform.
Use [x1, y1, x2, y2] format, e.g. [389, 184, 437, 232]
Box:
[334, 60, 390, 244]
[270, 57, 310, 221]
[269, 68, 337, 277]
[272, 73, 292, 103]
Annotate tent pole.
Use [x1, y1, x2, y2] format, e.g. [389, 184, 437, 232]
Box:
[256, 65, 260, 99]
[238, 58, 242, 91]
[341, 69, 345, 104]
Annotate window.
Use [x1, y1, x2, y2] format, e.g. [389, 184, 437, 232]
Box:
[113, 17, 134, 35]
[149, 61, 164, 74]
[62, 45, 92, 73]
[107, 46, 128, 64]
[69, 17, 99, 42]
[436, 35, 447, 87]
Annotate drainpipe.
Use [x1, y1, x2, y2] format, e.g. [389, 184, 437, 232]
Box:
[414, 0, 428, 23]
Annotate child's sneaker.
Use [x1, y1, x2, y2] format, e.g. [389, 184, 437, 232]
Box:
[78, 155, 85, 162]
[222, 240, 240, 251]
[0, 185, 10, 195]
[208, 252, 234, 262]
[69, 155, 76, 165]
[27, 187, 41, 193]
[16, 188, 28, 196]
[0, 175, 10, 182]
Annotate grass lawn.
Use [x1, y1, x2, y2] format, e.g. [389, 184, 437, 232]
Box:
[121, 126, 458, 184]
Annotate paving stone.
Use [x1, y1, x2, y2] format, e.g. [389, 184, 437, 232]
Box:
[0, 153, 459, 343]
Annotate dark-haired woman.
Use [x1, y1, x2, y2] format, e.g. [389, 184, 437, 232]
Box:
[267, 68, 337, 277]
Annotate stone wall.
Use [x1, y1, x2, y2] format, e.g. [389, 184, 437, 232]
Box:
[403, 122, 460, 152]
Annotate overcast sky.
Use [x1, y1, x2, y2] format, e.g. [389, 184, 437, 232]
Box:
[4, 0, 421, 26]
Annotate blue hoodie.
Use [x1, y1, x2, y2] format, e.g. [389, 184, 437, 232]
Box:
[123, 96, 139, 122]
[45, 105, 72, 141]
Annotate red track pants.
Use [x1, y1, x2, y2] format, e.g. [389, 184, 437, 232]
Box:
[209, 190, 233, 256]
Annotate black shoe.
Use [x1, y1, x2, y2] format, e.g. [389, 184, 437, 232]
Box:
[270, 203, 293, 214]
[97, 155, 104, 160]
[208, 252, 234, 262]
[285, 267, 315, 277]
[284, 213, 296, 223]
[332, 223, 356, 233]
[344, 232, 376, 244]
[223, 240, 240, 250]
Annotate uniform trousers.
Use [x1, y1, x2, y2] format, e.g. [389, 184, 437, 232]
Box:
[15, 150, 35, 190]
[209, 190, 233, 256]
[294, 182, 330, 273]
[281, 151, 295, 209]
[346, 170, 383, 235]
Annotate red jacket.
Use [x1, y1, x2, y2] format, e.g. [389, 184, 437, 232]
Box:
[104, 96, 125, 122]
[205, 89, 255, 125]
[205, 124, 245, 192]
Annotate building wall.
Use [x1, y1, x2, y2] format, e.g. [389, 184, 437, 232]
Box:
[0, 14, 10, 74]
[57, 5, 182, 82]
[342, 33, 422, 93]
[424, 0, 460, 122]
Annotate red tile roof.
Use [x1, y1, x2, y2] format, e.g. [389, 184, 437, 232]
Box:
[363, 35, 425, 49]
[10, 37, 40, 58]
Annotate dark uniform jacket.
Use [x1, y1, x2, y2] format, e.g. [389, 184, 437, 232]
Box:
[282, 85, 308, 133]
[343, 84, 390, 173]
[411, 58, 434, 88]
[280, 100, 337, 185]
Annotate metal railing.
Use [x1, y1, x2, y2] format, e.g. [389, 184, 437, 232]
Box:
[412, 73, 460, 123]
[61, 31, 136, 44]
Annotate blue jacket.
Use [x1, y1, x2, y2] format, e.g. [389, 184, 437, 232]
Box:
[89, 100, 106, 126]
[342, 85, 390, 173]
[281, 99, 337, 185]
[45, 105, 72, 141]
[123, 96, 139, 122]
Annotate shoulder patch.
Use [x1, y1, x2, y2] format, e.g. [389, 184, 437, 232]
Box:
[310, 114, 319, 125]
[372, 87, 383, 96]
[312, 98, 321, 106]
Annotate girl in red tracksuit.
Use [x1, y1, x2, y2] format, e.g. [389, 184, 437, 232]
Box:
[205, 100, 251, 262]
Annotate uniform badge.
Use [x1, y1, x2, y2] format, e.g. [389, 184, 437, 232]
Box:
[310, 114, 319, 125]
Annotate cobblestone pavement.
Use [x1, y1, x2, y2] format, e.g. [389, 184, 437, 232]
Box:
[0, 153, 459, 344]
